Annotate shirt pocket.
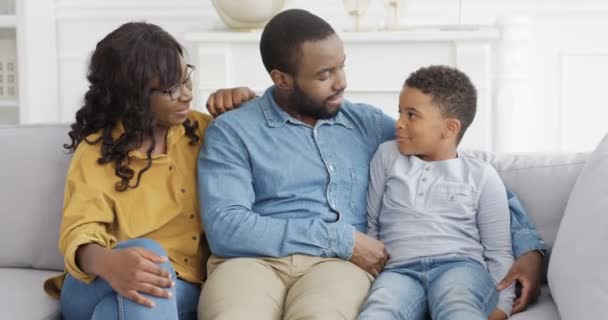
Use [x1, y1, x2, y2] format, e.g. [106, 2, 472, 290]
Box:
[428, 181, 477, 220]
[349, 167, 370, 215]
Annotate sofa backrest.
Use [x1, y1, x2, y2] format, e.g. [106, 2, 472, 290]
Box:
[462, 150, 589, 266]
[0, 125, 590, 273]
[0, 125, 71, 271]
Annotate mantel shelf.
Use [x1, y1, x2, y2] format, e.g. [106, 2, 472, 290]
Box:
[185, 25, 500, 44]
[0, 99, 17, 108]
[0, 15, 17, 28]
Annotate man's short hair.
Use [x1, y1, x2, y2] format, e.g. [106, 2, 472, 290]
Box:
[405, 65, 477, 143]
[260, 9, 336, 75]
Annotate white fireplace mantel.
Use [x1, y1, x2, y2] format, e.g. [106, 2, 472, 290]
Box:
[185, 26, 499, 150]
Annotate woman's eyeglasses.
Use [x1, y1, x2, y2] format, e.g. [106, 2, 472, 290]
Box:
[152, 64, 195, 101]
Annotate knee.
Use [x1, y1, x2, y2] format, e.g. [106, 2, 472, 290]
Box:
[91, 294, 118, 319]
[116, 238, 168, 257]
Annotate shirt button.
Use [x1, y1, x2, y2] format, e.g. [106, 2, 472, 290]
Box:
[418, 192, 424, 197]
[169, 165, 173, 171]
[181, 188, 186, 193]
[189, 214, 195, 219]
[192, 235, 197, 241]
[425, 167, 431, 171]
[184, 258, 189, 263]
[421, 177, 427, 182]
[328, 165, 334, 172]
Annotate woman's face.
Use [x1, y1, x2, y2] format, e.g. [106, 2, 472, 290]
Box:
[149, 63, 194, 128]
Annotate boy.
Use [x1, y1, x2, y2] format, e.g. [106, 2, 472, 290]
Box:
[359, 66, 514, 320]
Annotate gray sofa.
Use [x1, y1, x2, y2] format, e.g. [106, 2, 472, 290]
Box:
[0, 124, 589, 319]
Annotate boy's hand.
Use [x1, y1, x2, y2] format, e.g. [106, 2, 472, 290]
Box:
[497, 250, 542, 313]
[96, 247, 174, 308]
[350, 231, 388, 277]
[206, 87, 256, 117]
[488, 309, 508, 320]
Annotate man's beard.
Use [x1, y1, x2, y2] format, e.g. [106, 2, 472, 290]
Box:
[288, 84, 342, 120]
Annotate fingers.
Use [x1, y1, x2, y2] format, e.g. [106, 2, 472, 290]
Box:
[139, 260, 171, 280]
[205, 87, 255, 117]
[496, 271, 517, 290]
[513, 278, 532, 313]
[367, 265, 380, 277]
[247, 88, 256, 100]
[138, 269, 174, 289]
[206, 93, 217, 117]
[134, 248, 168, 264]
[136, 282, 173, 299]
[512, 297, 527, 314]
[222, 89, 234, 110]
[125, 290, 156, 308]
[206, 91, 227, 117]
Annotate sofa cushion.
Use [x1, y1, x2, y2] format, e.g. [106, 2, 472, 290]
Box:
[510, 285, 559, 320]
[0, 125, 70, 271]
[0, 268, 61, 320]
[461, 150, 588, 253]
[547, 134, 608, 319]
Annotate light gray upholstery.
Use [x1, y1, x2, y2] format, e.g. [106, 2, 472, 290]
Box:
[510, 286, 560, 320]
[0, 125, 593, 319]
[0, 125, 70, 271]
[0, 268, 61, 320]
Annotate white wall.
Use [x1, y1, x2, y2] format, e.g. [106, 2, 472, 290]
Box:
[21, 0, 608, 152]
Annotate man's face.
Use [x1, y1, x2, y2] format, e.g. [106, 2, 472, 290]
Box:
[288, 34, 347, 119]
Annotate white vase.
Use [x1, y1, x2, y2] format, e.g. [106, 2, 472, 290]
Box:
[211, 0, 286, 30]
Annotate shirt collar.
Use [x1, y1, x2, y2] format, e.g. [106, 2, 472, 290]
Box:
[261, 86, 353, 129]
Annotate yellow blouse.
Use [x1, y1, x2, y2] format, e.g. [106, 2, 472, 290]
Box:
[44, 110, 212, 298]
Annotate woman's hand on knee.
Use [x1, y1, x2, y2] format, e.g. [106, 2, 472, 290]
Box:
[97, 247, 174, 308]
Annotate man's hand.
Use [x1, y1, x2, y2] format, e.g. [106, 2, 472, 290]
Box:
[497, 250, 543, 314]
[349, 231, 388, 277]
[206, 87, 256, 117]
[488, 308, 508, 320]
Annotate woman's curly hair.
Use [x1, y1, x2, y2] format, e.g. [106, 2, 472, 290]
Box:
[64, 22, 199, 192]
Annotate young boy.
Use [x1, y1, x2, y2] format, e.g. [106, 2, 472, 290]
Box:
[358, 66, 514, 320]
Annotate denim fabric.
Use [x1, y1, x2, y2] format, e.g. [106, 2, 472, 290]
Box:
[198, 85, 543, 261]
[198, 86, 395, 260]
[507, 190, 546, 257]
[60, 238, 200, 320]
[358, 256, 498, 320]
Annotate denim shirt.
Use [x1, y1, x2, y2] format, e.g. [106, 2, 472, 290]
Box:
[198, 86, 544, 260]
[508, 190, 546, 257]
[198, 87, 395, 259]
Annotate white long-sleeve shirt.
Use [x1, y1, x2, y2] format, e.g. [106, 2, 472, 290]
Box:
[368, 141, 515, 315]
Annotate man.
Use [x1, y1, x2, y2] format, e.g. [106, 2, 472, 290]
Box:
[198, 9, 544, 320]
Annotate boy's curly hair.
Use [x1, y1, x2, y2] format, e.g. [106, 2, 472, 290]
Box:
[405, 65, 477, 143]
[64, 22, 199, 192]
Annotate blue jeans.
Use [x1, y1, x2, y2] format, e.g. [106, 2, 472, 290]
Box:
[60, 238, 200, 320]
[358, 256, 498, 320]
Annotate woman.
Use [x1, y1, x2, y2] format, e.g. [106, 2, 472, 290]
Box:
[43, 22, 212, 320]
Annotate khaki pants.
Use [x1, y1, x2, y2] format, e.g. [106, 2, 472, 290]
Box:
[198, 254, 373, 320]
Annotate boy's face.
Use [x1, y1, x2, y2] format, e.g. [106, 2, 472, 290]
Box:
[395, 87, 456, 161]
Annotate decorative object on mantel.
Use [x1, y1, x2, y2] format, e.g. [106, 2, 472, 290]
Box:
[211, 0, 286, 30]
[383, 0, 403, 30]
[342, 0, 371, 31]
